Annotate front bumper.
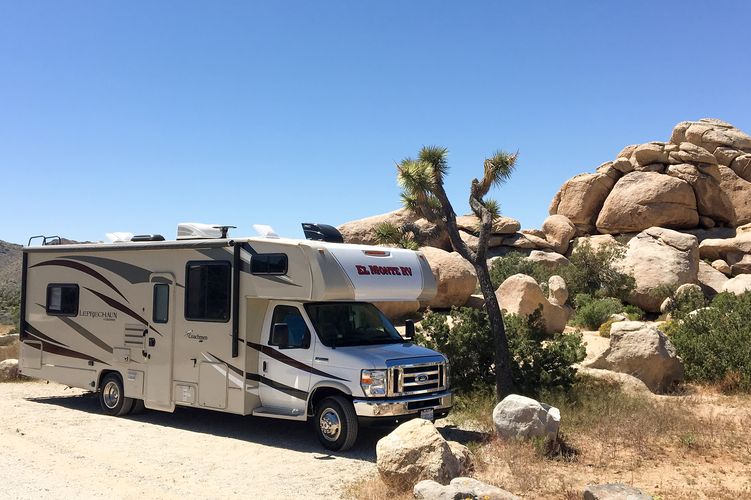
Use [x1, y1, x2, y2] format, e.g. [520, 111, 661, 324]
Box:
[352, 390, 454, 418]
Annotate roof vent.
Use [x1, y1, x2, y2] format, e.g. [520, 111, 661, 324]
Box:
[252, 224, 280, 239]
[177, 223, 235, 240]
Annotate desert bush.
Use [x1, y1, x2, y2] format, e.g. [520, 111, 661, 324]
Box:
[571, 294, 623, 330]
[623, 304, 645, 320]
[598, 318, 617, 338]
[662, 286, 707, 320]
[489, 252, 553, 290]
[559, 241, 634, 301]
[668, 292, 751, 392]
[416, 307, 585, 396]
[0, 283, 20, 331]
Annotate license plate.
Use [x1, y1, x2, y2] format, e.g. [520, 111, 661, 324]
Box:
[419, 408, 434, 421]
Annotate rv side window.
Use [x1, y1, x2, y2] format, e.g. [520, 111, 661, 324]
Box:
[185, 261, 231, 322]
[153, 284, 169, 324]
[46, 284, 79, 316]
[251, 254, 288, 275]
[269, 305, 310, 349]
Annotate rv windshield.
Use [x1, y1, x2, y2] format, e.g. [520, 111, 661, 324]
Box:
[304, 302, 405, 347]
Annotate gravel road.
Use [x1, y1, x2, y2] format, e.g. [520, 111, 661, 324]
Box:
[0, 381, 379, 499]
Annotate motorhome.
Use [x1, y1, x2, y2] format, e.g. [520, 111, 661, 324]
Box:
[18, 223, 453, 451]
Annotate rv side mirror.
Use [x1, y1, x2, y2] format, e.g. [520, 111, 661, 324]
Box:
[271, 323, 290, 348]
[404, 319, 415, 341]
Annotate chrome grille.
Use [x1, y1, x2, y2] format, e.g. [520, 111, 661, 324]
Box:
[388, 359, 447, 397]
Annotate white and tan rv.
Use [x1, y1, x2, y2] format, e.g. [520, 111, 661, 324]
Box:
[19, 223, 453, 450]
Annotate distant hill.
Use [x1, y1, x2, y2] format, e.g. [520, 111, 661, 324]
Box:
[0, 240, 22, 285]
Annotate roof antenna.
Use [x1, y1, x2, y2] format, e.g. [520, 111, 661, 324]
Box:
[213, 225, 236, 238]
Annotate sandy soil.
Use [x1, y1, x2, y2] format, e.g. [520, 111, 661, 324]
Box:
[0, 381, 380, 499]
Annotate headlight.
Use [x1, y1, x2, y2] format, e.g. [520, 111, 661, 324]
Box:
[361, 369, 387, 397]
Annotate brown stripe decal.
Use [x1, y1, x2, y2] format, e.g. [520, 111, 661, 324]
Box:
[84, 287, 162, 336]
[246, 341, 347, 381]
[25, 338, 108, 365]
[246, 372, 308, 401]
[207, 352, 244, 377]
[57, 316, 114, 354]
[31, 259, 130, 303]
[26, 324, 69, 347]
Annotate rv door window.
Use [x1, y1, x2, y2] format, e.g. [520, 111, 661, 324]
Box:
[185, 261, 231, 322]
[152, 284, 169, 324]
[46, 284, 79, 316]
[251, 254, 288, 275]
[269, 305, 310, 349]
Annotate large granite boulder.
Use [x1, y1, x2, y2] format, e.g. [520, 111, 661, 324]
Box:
[337, 209, 449, 249]
[454, 214, 521, 235]
[665, 163, 736, 225]
[596, 172, 699, 233]
[698, 261, 729, 297]
[549, 173, 615, 233]
[584, 321, 684, 392]
[525, 250, 571, 272]
[376, 419, 465, 488]
[492, 394, 560, 442]
[620, 228, 699, 312]
[420, 247, 477, 309]
[722, 275, 751, 295]
[542, 214, 576, 254]
[495, 274, 572, 334]
[718, 166, 751, 225]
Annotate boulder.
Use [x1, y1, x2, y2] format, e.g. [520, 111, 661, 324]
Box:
[454, 214, 521, 235]
[571, 234, 622, 254]
[577, 367, 651, 395]
[668, 142, 717, 165]
[414, 478, 520, 500]
[549, 173, 615, 233]
[584, 321, 684, 392]
[526, 250, 571, 272]
[459, 230, 504, 251]
[665, 164, 736, 225]
[500, 233, 553, 250]
[617, 144, 639, 160]
[496, 274, 572, 334]
[718, 166, 751, 225]
[699, 232, 751, 260]
[542, 214, 576, 254]
[583, 483, 652, 500]
[376, 418, 464, 488]
[492, 394, 560, 442]
[698, 261, 729, 297]
[730, 154, 751, 182]
[731, 254, 751, 275]
[620, 228, 699, 312]
[338, 208, 418, 245]
[0, 358, 20, 380]
[711, 259, 731, 275]
[633, 142, 669, 166]
[548, 275, 568, 306]
[714, 147, 743, 167]
[596, 172, 699, 233]
[420, 247, 477, 309]
[722, 275, 751, 295]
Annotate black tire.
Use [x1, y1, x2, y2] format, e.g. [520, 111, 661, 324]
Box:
[314, 395, 359, 452]
[98, 373, 134, 416]
[129, 399, 145, 415]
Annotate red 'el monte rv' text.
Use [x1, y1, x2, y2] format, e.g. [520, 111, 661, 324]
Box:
[355, 265, 413, 276]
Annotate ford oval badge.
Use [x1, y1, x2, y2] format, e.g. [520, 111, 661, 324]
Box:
[416, 374, 429, 383]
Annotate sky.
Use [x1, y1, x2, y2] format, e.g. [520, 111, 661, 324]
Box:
[1, 1, 750, 245]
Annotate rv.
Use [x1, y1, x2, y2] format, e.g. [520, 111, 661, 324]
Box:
[18, 223, 453, 450]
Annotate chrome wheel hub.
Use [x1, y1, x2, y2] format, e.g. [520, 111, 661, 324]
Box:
[319, 408, 341, 442]
[103, 381, 121, 409]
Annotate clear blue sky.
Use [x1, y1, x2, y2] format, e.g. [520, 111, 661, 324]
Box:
[2, 1, 750, 245]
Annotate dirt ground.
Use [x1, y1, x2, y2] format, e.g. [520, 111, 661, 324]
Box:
[0, 381, 379, 499]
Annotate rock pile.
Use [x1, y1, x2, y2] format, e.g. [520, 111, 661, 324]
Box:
[550, 118, 751, 234]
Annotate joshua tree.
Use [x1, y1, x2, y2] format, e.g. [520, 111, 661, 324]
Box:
[396, 146, 518, 399]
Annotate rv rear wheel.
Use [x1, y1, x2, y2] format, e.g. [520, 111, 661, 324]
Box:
[98, 373, 134, 416]
[314, 395, 358, 452]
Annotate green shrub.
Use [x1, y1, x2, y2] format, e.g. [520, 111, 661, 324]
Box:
[669, 292, 751, 392]
[598, 318, 617, 337]
[489, 252, 553, 290]
[416, 306, 586, 396]
[623, 304, 645, 321]
[560, 241, 635, 301]
[571, 295, 623, 330]
[665, 287, 707, 320]
[0, 283, 20, 331]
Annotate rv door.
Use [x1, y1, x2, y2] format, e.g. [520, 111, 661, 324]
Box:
[144, 273, 176, 411]
[257, 302, 313, 416]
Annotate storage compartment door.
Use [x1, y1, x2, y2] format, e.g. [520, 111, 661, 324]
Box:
[198, 362, 228, 409]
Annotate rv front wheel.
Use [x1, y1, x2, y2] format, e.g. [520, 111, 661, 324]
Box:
[314, 395, 358, 452]
[98, 373, 134, 416]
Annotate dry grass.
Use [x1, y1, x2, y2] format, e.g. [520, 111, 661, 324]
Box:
[0, 341, 19, 363]
[348, 377, 751, 499]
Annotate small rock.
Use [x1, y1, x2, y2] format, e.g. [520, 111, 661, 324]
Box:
[414, 478, 520, 500]
[712, 259, 732, 275]
[0, 359, 20, 380]
[583, 483, 652, 500]
[492, 394, 560, 442]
